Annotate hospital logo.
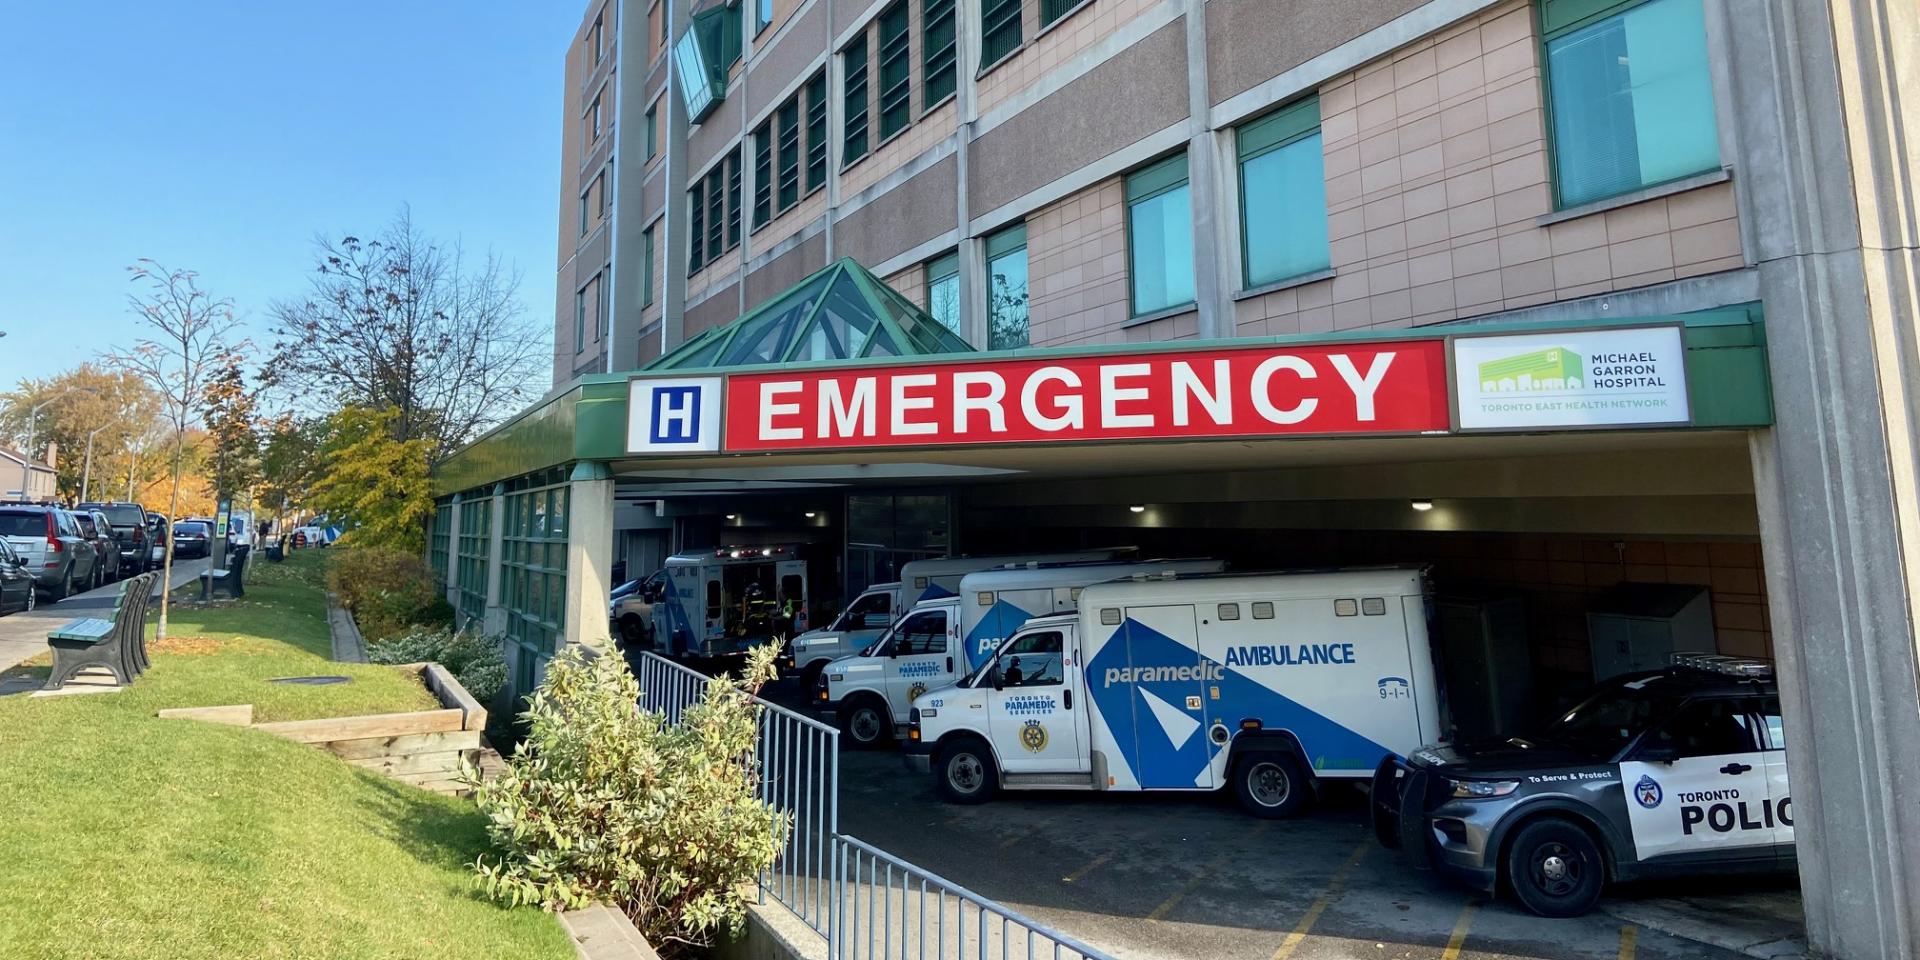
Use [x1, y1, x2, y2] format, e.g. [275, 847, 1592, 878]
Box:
[627, 377, 723, 453]
[1478, 347, 1583, 393]
[1019, 720, 1049, 753]
[1634, 774, 1663, 809]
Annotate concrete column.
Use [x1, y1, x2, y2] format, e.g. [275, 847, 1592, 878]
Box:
[1180, 0, 1228, 340]
[1728, 1, 1920, 957]
[660, 0, 693, 354]
[563, 462, 616, 652]
[444, 495, 462, 611]
[483, 483, 508, 638]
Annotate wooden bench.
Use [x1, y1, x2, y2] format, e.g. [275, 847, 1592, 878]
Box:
[198, 548, 247, 601]
[43, 572, 157, 690]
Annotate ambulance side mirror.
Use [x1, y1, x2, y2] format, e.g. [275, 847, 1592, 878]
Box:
[990, 667, 1004, 691]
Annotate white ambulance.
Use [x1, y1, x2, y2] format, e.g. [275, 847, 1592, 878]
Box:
[787, 550, 1127, 688]
[819, 558, 1225, 746]
[904, 567, 1439, 818]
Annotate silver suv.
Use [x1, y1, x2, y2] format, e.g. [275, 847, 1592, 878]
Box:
[0, 504, 99, 600]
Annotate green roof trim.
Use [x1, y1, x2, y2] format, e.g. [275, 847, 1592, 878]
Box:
[647, 257, 973, 370]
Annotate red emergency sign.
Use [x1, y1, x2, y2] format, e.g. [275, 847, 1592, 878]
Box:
[723, 340, 1449, 451]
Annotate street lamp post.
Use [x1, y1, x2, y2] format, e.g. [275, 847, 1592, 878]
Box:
[80, 426, 106, 503]
[25, 388, 77, 464]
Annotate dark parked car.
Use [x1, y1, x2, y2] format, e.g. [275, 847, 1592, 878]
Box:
[171, 520, 212, 559]
[77, 501, 153, 574]
[0, 539, 36, 614]
[0, 503, 98, 599]
[73, 508, 121, 586]
[146, 512, 170, 565]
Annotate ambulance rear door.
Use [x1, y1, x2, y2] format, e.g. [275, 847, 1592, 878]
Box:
[1115, 604, 1218, 790]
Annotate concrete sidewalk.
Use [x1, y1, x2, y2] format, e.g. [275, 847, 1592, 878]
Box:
[0, 559, 210, 674]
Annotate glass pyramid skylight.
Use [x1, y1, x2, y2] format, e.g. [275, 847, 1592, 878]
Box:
[648, 258, 974, 370]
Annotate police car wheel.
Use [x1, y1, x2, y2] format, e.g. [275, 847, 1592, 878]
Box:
[935, 739, 996, 804]
[842, 698, 892, 748]
[1504, 818, 1606, 918]
[1233, 752, 1310, 819]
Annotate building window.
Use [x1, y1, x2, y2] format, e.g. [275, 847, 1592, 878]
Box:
[503, 478, 568, 657]
[726, 148, 742, 247]
[640, 226, 656, 307]
[985, 224, 1028, 350]
[755, 0, 774, 34]
[1040, 0, 1079, 27]
[877, 2, 911, 140]
[590, 12, 605, 64]
[1126, 152, 1196, 316]
[587, 93, 603, 147]
[980, 0, 1022, 70]
[578, 190, 590, 237]
[1237, 96, 1329, 287]
[645, 103, 658, 159]
[777, 98, 801, 209]
[805, 71, 828, 190]
[661, 0, 669, 44]
[688, 181, 706, 273]
[597, 165, 610, 219]
[677, 2, 742, 123]
[1543, 0, 1720, 207]
[753, 119, 775, 226]
[456, 496, 490, 625]
[706, 164, 726, 263]
[843, 37, 870, 165]
[924, 251, 960, 334]
[594, 273, 609, 338]
[922, 0, 956, 106]
[573, 288, 587, 351]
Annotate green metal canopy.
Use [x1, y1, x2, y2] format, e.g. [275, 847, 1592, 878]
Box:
[648, 257, 974, 370]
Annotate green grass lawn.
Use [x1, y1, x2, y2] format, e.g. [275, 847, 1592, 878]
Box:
[0, 551, 574, 960]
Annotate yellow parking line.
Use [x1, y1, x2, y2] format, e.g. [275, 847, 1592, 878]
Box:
[1148, 822, 1272, 922]
[1270, 840, 1372, 960]
[1618, 924, 1638, 960]
[1439, 901, 1480, 960]
[1061, 852, 1112, 884]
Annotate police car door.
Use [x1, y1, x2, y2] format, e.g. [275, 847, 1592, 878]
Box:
[988, 628, 1083, 773]
[1757, 696, 1794, 858]
[882, 608, 955, 722]
[1619, 697, 1775, 865]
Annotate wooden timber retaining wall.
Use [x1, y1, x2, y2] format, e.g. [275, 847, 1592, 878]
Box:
[158, 662, 493, 795]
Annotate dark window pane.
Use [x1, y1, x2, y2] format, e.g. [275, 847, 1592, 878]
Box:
[878, 3, 911, 139]
[922, 0, 956, 106]
[843, 40, 870, 162]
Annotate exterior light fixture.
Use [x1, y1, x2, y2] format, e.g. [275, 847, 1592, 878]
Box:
[1411, 499, 1434, 512]
[804, 511, 818, 519]
[1129, 504, 1147, 513]
[725, 513, 739, 521]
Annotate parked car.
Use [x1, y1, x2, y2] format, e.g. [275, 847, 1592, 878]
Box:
[72, 508, 121, 586]
[77, 501, 153, 574]
[145, 512, 170, 565]
[0, 539, 36, 614]
[0, 503, 98, 600]
[172, 520, 212, 559]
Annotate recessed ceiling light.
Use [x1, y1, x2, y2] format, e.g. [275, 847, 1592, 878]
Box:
[804, 511, 817, 519]
[1129, 504, 1147, 514]
[725, 513, 739, 521]
[1410, 499, 1434, 512]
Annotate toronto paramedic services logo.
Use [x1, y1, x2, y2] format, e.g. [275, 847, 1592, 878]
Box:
[1020, 720, 1050, 753]
[627, 377, 723, 454]
[1634, 774, 1664, 809]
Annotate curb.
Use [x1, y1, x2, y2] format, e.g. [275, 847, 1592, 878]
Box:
[324, 593, 369, 663]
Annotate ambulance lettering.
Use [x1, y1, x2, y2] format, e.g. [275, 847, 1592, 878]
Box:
[898, 661, 945, 678]
[1222, 643, 1357, 666]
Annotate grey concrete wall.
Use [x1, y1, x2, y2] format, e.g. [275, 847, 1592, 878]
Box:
[1206, 0, 1426, 106]
[834, 156, 958, 268]
[967, 18, 1190, 215]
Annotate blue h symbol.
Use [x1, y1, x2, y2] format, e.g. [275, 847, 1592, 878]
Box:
[650, 386, 702, 444]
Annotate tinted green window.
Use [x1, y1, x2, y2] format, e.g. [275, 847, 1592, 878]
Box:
[980, 0, 1021, 69]
[706, 164, 726, 261]
[726, 148, 742, 247]
[756, 0, 773, 33]
[778, 99, 801, 209]
[574, 289, 586, 349]
[644, 104, 657, 159]
[985, 224, 1028, 350]
[878, 3, 911, 139]
[1041, 0, 1078, 27]
[688, 182, 705, 273]
[1546, 0, 1720, 207]
[1125, 153, 1195, 316]
[843, 39, 870, 163]
[640, 227, 655, 307]
[924, 251, 960, 334]
[753, 119, 774, 226]
[806, 71, 828, 190]
[1238, 96, 1330, 287]
[922, 0, 956, 106]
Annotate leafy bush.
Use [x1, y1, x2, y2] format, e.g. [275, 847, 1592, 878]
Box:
[326, 547, 452, 641]
[474, 645, 788, 954]
[365, 625, 509, 705]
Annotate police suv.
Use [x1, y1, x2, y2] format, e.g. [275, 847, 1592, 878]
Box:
[1373, 654, 1792, 917]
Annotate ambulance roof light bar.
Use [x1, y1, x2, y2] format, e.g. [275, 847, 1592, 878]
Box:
[1671, 653, 1774, 679]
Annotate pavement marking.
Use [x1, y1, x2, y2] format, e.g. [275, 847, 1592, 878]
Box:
[1061, 852, 1112, 884]
[1617, 924, 1638, 960]
[1269, 839, 1372, 960]
[1001, 815, 1058, 850]
[1439, 901, 1480, 960]
[1146, 822, 1271, 923]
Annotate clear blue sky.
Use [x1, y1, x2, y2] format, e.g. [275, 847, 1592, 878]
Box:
[0, 1, 570, 393]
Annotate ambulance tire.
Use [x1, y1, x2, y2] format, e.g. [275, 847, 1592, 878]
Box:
[1503, 817, 1607, 918]
[1232, 751, 1311, 819]
[617, 614, 651, 648]
[841, 695, 893, 749]
[934, 737, 997, 804]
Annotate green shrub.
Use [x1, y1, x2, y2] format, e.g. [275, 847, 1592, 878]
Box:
[474, 645, 788, 954]
[365, 625, 509, 705]
[325, 547, 452, 641]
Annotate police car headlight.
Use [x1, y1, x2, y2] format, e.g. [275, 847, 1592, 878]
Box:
[1449, 779, 1520, 799]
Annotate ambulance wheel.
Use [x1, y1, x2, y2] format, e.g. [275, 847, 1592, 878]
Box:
[1503, 817, 1606, 918]
[841, 696, 892, 749]
[934, 737, 997, 804]
[1233, 752, 1311, 819]
[617, 614, 649, 647]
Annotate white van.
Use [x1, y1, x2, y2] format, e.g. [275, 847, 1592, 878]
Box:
[787, 550, 1125, 687]
[820, 558, 1225, 746]
[905, 568, 1438, 818]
